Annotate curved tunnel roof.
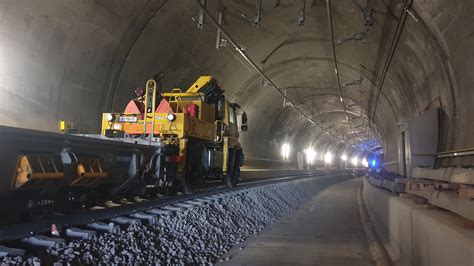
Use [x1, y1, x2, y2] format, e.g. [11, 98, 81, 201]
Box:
[0, 0, 472, 166]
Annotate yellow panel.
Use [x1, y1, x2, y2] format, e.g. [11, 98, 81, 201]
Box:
[59, 120, 66, 131]
[101, 113, 117, 135]
[223, 137, 228, 172]
[59, 120, 74, 132]
[185, 116, 215, 141]
[186, 76, 213, 93]
[13, 155, 64, 189]
[73, 158, 108, 186]
[200, 102, 215, 122]
[178, 138, 188, 175]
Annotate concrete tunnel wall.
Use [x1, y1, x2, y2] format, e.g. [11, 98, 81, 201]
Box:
[0, 0, 472, 170]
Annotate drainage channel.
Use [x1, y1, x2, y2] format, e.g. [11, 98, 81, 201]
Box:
[0, 171, 353, 264]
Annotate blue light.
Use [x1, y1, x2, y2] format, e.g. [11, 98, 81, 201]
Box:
[371, 159, 376, 167]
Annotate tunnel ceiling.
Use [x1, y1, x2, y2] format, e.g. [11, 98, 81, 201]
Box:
[0, 0, 472, 165]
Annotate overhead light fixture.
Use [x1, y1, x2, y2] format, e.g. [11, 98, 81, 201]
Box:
[351, 157, 358, 166]
[324, 152, 333, 164]
[105, 113, 115, 122]
[362, 158, 368, 168]
[281, 143, 290, 160]
[303, 147, 317, 165]
[341, 154, 347, 161]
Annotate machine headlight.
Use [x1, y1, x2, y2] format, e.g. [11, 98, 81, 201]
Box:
[112, 123, 122, 130]
[166, 113, 176, 122]
[105, 113, 115, 122]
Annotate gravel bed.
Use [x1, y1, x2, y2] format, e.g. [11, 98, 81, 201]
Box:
[2, 177, 334, 265]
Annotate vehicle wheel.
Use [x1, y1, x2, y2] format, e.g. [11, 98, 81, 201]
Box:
[224, 165, 240, 187]
[224, 149, 240, 187]
[179, 141, 204, 194]
[160, 179, 178, 196]
[179, 168, 202, 194]
[21, 206, 48, 221]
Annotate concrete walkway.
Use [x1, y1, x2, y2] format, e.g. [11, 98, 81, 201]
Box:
[223, 178, 374, 266]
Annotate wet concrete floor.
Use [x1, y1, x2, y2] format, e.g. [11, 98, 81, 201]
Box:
[223, 177, 374, 266]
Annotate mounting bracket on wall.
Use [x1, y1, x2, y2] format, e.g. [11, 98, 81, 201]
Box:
[363, 0, 375, 33]
[193, 0, 356, 147]
[342, 77, 363, 88]
[215, 12, 228, 49]
[283, 88, 289, 107]
[254, 0, 263, 27]
[298, 0, 306, 26]
[197, 0, 207, 29]
[335, 32, 366, 45]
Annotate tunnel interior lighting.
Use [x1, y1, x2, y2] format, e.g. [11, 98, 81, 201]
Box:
[371, 159, 376, 167]
[167, 113, 176, 122]
[351, 157, 358, 166]
[303, 147, 317, 165]
[324, 152, 333, 164]
[281, 143, 290, 160]
[341, 154, 347, 161]
[362, 158, 369, 168]
[105, 113, 115, 122]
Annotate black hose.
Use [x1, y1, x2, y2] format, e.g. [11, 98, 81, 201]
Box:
[325, 0, 365, 146]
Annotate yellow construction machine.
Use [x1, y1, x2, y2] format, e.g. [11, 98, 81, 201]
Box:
[0, 76, 246, 219]
[100, 76, 248, 193]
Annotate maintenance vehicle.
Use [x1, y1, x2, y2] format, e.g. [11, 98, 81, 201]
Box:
[100, 75, 248, 194]
[0, 76, 247, 218]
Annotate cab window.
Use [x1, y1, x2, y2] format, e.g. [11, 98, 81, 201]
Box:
[229, 107, 237, 125]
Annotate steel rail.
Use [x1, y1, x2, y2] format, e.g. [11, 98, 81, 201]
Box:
[193, 0, 350, 146]
[413, 147, 474, 158]
[0, 171, 354, 243]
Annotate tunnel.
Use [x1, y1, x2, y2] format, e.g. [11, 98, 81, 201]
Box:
[0, 0, 473, 265]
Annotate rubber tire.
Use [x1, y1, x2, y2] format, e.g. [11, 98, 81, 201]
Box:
[179, 167, 203, 194]
[179, 141, 204, 194]
[224, 149, 240, 187]
[21, 207, 48, 221]
[163, 179, 179, 196]
[224, 165, 240, 187]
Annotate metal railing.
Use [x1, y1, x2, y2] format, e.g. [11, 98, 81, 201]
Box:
[413, 147, 474, 158]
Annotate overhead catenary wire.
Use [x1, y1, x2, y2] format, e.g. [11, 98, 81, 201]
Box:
[193, 0, 355, 146]
[369, 0, 413, 136]
[325, 0, 366, 148]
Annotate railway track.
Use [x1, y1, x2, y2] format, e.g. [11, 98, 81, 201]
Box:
[0, 170, 354, 259]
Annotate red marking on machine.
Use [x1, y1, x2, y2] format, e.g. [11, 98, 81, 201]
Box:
[186, 103, 199, 117]
[166, 155, 183, 163]
[51, 224, 60, 237]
